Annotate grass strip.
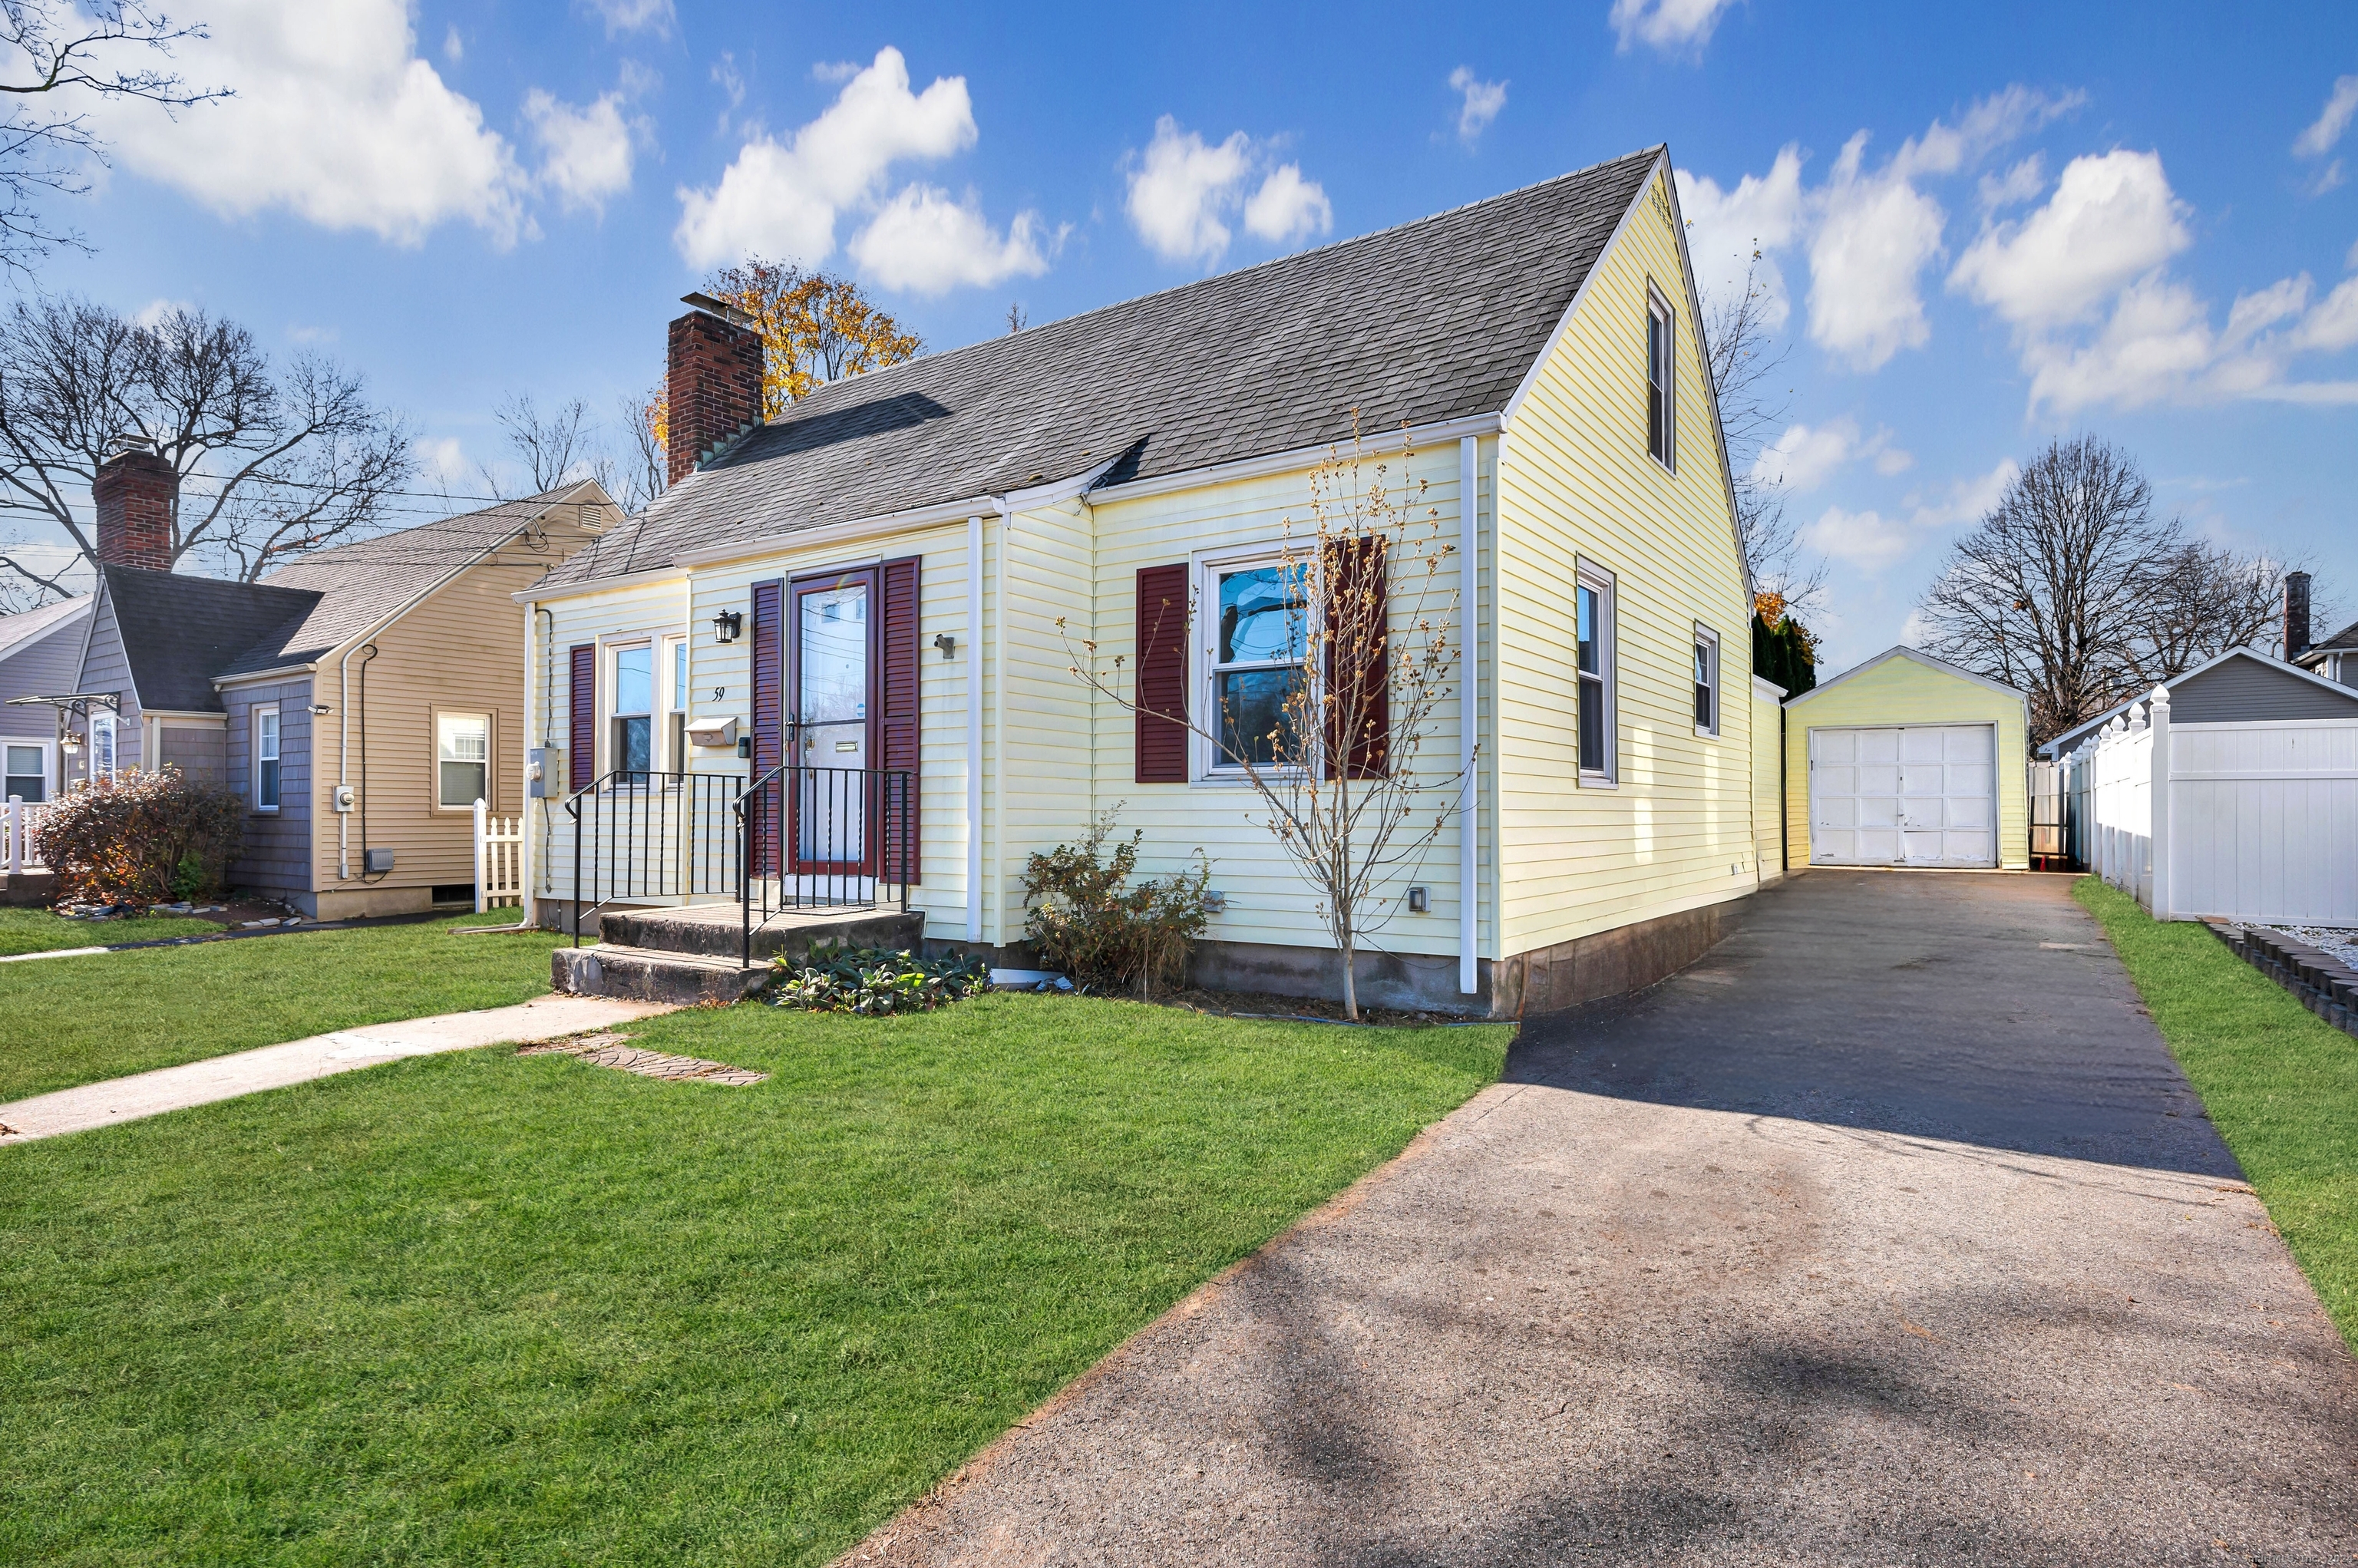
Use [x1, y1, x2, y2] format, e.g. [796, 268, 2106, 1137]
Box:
[0, 994, 1509, 1566]
[0, 912, 570, 1101]
[0, 906, 221, 956]
[2076, 876, 2358, 1351]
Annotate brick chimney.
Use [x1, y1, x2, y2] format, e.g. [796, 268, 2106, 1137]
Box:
[667, 295, 764, 487]
[2285, 569, 2313, 661]
[92, 435, 176, 571]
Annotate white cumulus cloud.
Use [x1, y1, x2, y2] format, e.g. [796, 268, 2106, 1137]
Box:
[581, 0, 674, 36]
[2294, 75, 2358, 158]
[847, 185, 1055, 295]
[1125, 117, 1329, 266]
[1448, 67, 1506, 147]
[1808, 134, 1948, 371]
[1243, 163, 1332, 246]
[94, 0, 530, 246]
[674, 46, 979, 270]
[1950, 150, 2191, 328]
[1608, 0, 1739, 56]
[1676, 145, 1805, 329]
[1752, 418, 1911, 493]
[523, 90, 636, 214]
[1802, 507, 1914, 571]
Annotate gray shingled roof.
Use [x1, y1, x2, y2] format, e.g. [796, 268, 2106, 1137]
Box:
[214, 484, 604, 679]
[542, 147, 1663, 589]
[100, 566, 321, 711]
[2309, 618, 2358, 654]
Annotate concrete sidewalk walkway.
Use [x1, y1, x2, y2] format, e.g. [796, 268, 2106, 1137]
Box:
[845, 873, 2358, 1566]
[0, 993, 671, 1144]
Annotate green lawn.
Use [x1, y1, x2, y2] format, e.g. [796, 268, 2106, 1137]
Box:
[0, 906, 222, 956]
[2077, 878, 2358, 1351]
[0, 914, 570, 1101]
[0, 995, 1510, 1566]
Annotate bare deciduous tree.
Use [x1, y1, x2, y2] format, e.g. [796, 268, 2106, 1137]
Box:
[1699, 245, 1825, 612]
[1059, 427, 1465, 1019]
[0, 1, 228, 273]
[481, 393, 593, 497]
[0, 295, 412, 597]
[611, 384, 666, 513]
[1912, 435, 2301, 744]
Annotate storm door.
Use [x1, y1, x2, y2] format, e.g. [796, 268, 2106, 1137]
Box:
[788, 568, 878, 873]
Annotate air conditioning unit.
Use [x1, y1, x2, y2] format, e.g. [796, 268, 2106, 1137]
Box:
[685, 715, 740, 749]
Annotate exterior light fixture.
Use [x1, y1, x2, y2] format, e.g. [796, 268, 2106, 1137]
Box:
[713, 609, 743, 644]
[933, 632, 956, 660]
[61, 734, 81, 754]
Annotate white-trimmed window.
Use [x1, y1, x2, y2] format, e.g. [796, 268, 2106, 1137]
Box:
[1200, 553, 1310, 776]
[253, 705, 280, 811]
[1646, 285, 1676, 470]
[435, 710, 490, 809]
[4, 741, 48, 803]
[1576, 563, 1617, 783]
[663, 635, 689, 771]
[611, 642, 653, 779]
[91, 711, 117, 782]
[1693, 625, 1720, 737]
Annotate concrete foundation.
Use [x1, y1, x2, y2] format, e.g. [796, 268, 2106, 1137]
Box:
[1184, 893, 1753, 1018]
[299, 885, 470, 922]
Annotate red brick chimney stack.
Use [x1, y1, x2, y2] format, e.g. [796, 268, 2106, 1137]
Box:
[92, 435, 177, 571]
[667, 295, 765, 487]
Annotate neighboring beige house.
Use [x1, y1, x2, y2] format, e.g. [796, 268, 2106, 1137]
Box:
[525, 146, 1774, 1015]
[53, 444, 613, 917]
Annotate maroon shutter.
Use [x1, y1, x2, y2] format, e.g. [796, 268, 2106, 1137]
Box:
[568, 643, 595, 791]
[751, 578, 783, 876]
[1325, 536, 1389, 778]
[878, 555, 921, 885]
[1135, 563, 1190, 784]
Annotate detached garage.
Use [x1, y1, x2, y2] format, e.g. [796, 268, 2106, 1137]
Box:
[1783, 646, 2030, 872]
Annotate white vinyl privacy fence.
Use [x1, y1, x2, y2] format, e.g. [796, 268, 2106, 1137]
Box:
[2066, 686, 2358, 924]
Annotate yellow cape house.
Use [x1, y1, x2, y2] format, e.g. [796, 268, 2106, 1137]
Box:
[520, 147, 1775, 1015]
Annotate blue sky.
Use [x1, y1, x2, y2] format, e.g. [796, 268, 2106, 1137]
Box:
[35, 0, 2358, 672]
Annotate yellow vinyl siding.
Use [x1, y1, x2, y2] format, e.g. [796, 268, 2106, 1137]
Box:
[1489, 167, 1758, 956]
[1082, 439, 1483, 959]
[1781, 650, 2030, 870]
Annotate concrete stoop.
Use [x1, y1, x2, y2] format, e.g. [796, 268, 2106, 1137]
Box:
[553, 903, 926, 1005]
[0, 869, 57, 908]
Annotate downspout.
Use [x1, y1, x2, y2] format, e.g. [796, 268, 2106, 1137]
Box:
[1458, 435, 1480, 996]
[989, 494, 1013, 954]
[337, 642, 356, 879]
[966, 512, 985, 947]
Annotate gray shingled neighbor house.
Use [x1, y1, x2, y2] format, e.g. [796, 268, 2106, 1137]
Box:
[0, 593, 94, 805]
[39, 441, 613, 916]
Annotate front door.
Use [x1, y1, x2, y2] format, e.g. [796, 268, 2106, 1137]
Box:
[789, 569, 876, 870]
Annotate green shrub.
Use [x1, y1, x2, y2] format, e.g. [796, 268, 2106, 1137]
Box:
[1022, 807, 1210, 998]
[31, 769, 244, 909]
[768, 942, 989, 1015]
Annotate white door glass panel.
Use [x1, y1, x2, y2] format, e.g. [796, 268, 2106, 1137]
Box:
[798, 582, 868, 860]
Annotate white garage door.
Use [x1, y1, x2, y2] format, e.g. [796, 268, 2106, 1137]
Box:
[1809, 725, 1996, 867]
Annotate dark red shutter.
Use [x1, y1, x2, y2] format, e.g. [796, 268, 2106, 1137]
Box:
[750, 578, 783, 876]
[568, 644, 595, 791]
[878, 555, 921, 885]
[1135, 563, 1190, 783]
[1325, 536, 1389, 778]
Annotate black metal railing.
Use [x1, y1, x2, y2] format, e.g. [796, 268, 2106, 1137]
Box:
[565, 769, 745, 944]
[734, 764, 915, 966]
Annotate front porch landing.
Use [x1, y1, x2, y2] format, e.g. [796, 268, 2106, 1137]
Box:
[553, 902, 926, 1005]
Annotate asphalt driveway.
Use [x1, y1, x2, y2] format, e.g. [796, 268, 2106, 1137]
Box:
[850, 873, 2358, 1566]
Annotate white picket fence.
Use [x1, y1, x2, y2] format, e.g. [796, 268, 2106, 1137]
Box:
[473, 798, 523, 913]
[2066, 686, 2358, 923]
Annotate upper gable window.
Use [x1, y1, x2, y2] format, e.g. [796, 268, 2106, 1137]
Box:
[1646, 285, 1676, 472]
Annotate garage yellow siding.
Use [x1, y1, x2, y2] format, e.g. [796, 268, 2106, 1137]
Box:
[1782, 651, 2030, 870]
[1490, 166, 1758, 957]
[1083, 438, 1484, 960]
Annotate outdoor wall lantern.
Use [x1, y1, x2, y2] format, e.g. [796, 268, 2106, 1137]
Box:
[933, 632, 956, 660]
[713, 609, 743, 644]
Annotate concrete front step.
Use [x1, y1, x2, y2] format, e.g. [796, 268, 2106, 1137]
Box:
[0, 869, 57, 908]
[553, 904, 928, 1005]
[599, 904, 925, 963]
[553, 944, 770, 1006]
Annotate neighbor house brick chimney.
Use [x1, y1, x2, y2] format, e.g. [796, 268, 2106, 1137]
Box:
[92, 436, 176, 571]
[2285, 569, 2313, 661]
[667, 298, 764, 487]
